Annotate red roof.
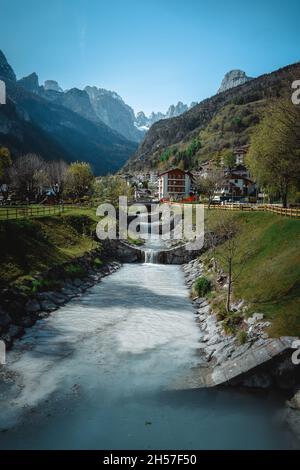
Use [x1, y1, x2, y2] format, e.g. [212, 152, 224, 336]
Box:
[158, 167, 193, 177]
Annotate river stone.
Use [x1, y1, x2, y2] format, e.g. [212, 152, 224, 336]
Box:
[230, 342, 251, 360]
[247, 313, 264, 325]
[25, 299, 41, 314]
[207, 334, 222, 346]
[46, 292, 68, 305]
[73, 279, 82, 287]
[8, 324, 24, 339]
[40, 301, 57, 312]
[287, 390, 300, 410]
[61, 287, 76, 297]
[198, 305, 210, 315]
[20, 316, 36, 328]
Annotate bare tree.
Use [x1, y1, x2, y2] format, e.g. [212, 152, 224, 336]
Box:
[194, 168, 225, 208]
[209, 215, 253, 312]
[46, 160, 69, 201]
[9, 154, 47, 202]
[0, 146, 12, 202]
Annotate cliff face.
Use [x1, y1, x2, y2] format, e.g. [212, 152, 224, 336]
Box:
[124, 61, 300, 171]
[218, 69, 252, 93]
[0, 50, 16, 81]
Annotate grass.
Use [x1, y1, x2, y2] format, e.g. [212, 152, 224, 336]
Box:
[203, 211, 300, 336]
[0, 212, 99, 286]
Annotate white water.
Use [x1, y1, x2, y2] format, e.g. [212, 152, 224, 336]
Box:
[0, 235, 298, 449]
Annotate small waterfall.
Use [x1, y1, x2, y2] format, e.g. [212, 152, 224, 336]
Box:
[145, 249, 159, 264]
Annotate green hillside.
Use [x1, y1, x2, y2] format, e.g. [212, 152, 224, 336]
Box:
[204, 211, 300, 336]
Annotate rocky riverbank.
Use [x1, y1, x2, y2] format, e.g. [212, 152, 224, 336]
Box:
[0, 248, 123, 351]
[182, 257, 300, 438]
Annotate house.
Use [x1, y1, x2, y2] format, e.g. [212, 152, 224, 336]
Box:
[134, 187, 152, 201]
[216, 173, 256, 201]
[233, 145, 249, 165]
[158, 168, 192, 200]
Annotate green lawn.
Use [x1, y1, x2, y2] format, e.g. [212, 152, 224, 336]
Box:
[203, 211, 300, 336]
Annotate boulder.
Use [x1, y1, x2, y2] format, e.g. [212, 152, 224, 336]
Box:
[40, 301, 57, 312]
[287, 390, 300, 410]
[198, 305, 210, 315]
[8, 324, 24, 339]
[20, 316, 36, 328]
[25, 299, 41, 314]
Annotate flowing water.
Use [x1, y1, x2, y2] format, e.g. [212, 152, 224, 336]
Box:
[0, 234, 298, 449]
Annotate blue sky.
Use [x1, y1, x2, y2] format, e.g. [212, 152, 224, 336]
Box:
[0, 0, 299, 114]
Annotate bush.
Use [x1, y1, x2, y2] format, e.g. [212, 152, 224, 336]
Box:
[222, 313, 243, 335]
[192, 276, 211, 297]
[237, 330, 248, 345]
[92, 257, 103, 268]
[63, 263, 87, 279]
[29, 278, 63, 294]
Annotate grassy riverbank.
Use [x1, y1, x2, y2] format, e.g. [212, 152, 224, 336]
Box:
[0, 210, 99, 286]
[204, 211, 300, 336]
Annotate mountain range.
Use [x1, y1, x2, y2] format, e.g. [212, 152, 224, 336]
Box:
[0, 50, 139, 175]
[124, 61, 300, 172]
[0, 49, 201, 175]
[135, 101, 198, 131]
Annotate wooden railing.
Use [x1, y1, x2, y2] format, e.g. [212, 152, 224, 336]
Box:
[0, 204, 91, 221]
[203, 203, 300, 218]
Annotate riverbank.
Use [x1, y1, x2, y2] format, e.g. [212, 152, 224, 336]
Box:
[182, 256, 300, 440]
[0, 210, 143, 350]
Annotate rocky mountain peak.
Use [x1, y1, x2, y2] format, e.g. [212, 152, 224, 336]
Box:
[18, 72, 40, 93]
[0, 50, 16, 81]
[166, 101, 189, 118]
[218, 69, 252, 93]
[44, 80, 63, 92]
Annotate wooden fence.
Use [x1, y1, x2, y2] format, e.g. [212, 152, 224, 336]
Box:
[203, 203, 300, 218]
[0, 205, 90, 221]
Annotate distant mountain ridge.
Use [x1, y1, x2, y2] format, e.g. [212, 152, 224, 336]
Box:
[0, 50, 137, 175]
[125, 61, 300, 172]
[135, 101, 198, 131]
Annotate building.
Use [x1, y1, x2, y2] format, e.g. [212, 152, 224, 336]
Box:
[216, 173, 256, 202]
[233, 145, 249, 165]
[158, 168, 192, 200]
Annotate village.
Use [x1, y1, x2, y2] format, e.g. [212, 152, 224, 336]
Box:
[121, 145, 263, 204]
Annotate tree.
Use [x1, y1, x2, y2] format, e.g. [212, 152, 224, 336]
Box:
[194, 167, 225, 208]
[64, 162, 94, 201]
[209, 215, 253, 312]
[94, 174, 133, 206]
[9, 153, 47, 201]
[247, 99, 300, 207]
[46, 160, 69, 201]
[0, 147, 12, 201]
[221, 149, 236, 170]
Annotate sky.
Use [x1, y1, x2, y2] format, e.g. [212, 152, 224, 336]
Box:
[0, 0, 300, 115]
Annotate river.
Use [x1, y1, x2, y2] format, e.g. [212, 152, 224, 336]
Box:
[0, 237, 297, 449]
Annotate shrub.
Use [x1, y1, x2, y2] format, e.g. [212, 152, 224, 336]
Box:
[237, 330, 248, 345]
[30, 278, 63, 293]
[92, 257, 103, 268]
[63, 263, 87, 279]
[192, 276, 211, 297]
[222, 313, 243, 335]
